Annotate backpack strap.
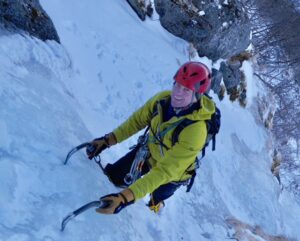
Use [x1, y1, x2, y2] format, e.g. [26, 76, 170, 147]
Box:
[185, 156, 200, 192]
[147, 97, 171, 151]
[212, 134, 216, 151]
[171, 119, 202, 192]
[208, 106, 221, 152]
[171, 119, 197, 146]
[172, 118, 208, 158]
[186, 172, 196, 192]
[151, 96, 169, 119]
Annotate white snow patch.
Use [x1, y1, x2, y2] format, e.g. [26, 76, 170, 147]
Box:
[198, 10, 205, 16]
[222, 22, 229, 27]
[241, 60, 255, 106]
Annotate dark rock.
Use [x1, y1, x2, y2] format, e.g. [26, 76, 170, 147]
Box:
[239, 88, 247, 106]
[211, 68, 223, 95]
[126, 0, 153, 21]
[0, 0, 60, 43]
[146, 3, 154, 17]
[220, 60, 243, 90]
[154, 0, 250, 61]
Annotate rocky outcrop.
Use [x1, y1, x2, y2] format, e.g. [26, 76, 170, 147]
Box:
[126, 0, 153, 21]
[211, 68, 223, 95]
[154, 0, 250, 61]
[210, 50, 253, 104]
[220, 60, 247, 105]
[220, 60, 243, 90]
[0, 0, 60, 43]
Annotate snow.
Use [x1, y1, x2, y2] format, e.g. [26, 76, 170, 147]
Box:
[222, 22, 228, 28]
[241, 60, 255, 106]
[0, 1, 300, 241]
[198, 11, 206, 16]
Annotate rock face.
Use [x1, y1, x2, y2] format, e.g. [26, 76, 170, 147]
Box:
[211, 68, 223, 94]
[154, 0, 250, 61]
[220, 60, 243, 90]
[0, 0, 60, 43]
[126, 0, 153, 21]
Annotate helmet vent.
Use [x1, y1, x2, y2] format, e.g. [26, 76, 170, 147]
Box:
[190, 72, 198, 77]
[199, 79, 206, 86]
[183, 66, 187, 73]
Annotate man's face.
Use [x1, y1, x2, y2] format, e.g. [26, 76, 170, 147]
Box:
[171, 82, 194, 108]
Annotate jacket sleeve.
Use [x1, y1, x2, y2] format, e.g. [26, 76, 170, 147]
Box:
[129, 121, 207, 200]
[112, 91, 170, 143]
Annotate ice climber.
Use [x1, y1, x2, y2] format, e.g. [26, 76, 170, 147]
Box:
[86, 61, 218, 214]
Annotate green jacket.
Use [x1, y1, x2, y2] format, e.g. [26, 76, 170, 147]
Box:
[113, 91, 216, 200]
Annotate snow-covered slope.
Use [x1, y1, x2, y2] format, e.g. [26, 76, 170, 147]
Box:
[0, 1, 299, 240]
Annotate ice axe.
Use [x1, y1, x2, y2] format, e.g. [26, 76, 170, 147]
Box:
[64, 142, 90, 165]
[61, 200, 110, 231]
[64, 143, 105, 171]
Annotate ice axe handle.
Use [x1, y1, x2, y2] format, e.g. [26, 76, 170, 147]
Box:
[60, 200, 110, 232]
[64, 142, 90, 165]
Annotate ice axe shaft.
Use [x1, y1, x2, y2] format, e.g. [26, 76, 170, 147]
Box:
[64, 142, 90, 165]
[61, 200, 110, 231]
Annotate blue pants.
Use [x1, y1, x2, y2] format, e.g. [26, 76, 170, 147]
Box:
[104, 147, 181, 205]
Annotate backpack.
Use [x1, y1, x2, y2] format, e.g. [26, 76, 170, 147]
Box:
[149, 95, 221, 192]
[170, 105, 221, 192]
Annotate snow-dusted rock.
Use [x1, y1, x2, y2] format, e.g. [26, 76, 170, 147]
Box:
[154, 0, 250, 61]
[126, 0, 153, 21]
[0, 0, 60, 42]
[220, 60, 243, 90]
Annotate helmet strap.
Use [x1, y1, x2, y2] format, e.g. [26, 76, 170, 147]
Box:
[195, 93, 202, 100]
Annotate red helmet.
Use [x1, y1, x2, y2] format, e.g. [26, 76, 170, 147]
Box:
[174, 62, 211, 94]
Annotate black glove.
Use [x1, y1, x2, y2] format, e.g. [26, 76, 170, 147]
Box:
[86, 136, 109, 159]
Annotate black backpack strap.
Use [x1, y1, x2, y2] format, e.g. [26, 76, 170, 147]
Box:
[152, 96, 170, 116]
[185, 156, 200, 192]
[186, 172, 196, 192]
[171, 119, 196, 146]
[171, 120, 201, 193]
[202, 148, 206, 158]
[209, 106, 221, 152]
[146, 97, 172, 151]
[212, 134, 216, 151]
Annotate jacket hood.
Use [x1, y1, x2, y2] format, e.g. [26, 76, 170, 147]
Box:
[189, 94, 216, 121]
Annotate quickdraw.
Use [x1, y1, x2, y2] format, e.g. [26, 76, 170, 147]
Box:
[124, 134, 150, 185]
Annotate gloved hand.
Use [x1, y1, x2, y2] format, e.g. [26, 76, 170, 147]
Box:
[86, 132, 117, 159]
[96, 189, 135, 214]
